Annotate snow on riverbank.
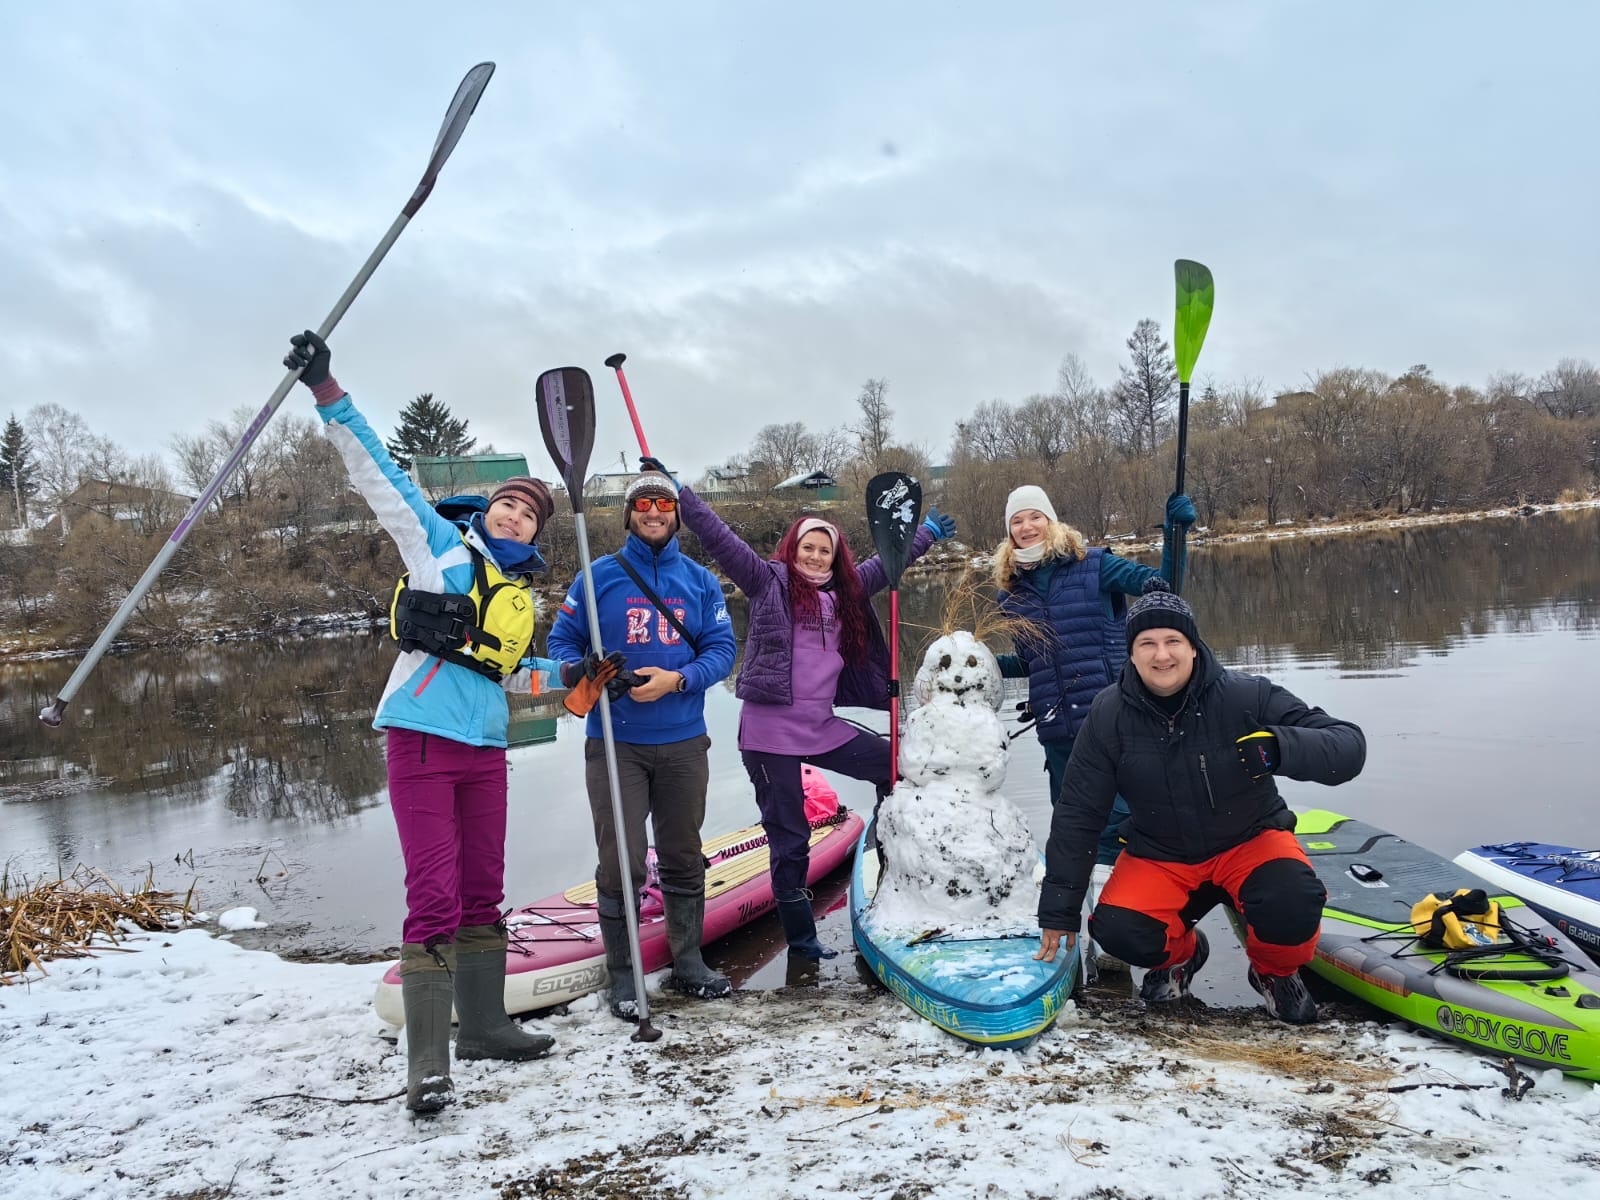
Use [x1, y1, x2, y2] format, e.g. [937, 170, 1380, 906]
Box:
[3, 928, 1597, 1199]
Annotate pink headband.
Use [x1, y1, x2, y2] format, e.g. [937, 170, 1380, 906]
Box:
[794, 517, 838, 546]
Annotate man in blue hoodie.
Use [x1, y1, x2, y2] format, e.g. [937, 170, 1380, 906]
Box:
[547, 469, 738, 1017]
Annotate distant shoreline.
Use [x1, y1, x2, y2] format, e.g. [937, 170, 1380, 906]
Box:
[4, 499, 1595, 664]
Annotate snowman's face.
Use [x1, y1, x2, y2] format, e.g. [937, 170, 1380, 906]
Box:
[914, 631, 1003, 711]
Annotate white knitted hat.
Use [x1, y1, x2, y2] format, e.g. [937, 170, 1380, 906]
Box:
[1004, 485, 1057, 532]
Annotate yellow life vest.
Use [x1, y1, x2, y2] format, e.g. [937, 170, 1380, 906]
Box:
[389, 541, 535, 681]
[1410, 888, 1504, 951]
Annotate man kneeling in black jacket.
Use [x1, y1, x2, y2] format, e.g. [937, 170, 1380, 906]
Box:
[1034, 579, 1366, 1024]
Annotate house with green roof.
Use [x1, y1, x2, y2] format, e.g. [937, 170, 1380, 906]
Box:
[410, 453, 530, 501]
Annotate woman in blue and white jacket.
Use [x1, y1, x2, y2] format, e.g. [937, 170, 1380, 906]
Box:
[286, 331, 562, 1115]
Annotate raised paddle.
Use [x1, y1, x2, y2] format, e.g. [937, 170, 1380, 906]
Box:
[536, 365, 662, 1044]
[41, 63, 497, 727]
[1168, 259, 1215, 593]
[864, 471, 923, 791]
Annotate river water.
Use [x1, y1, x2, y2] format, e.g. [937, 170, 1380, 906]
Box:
[3, 508, 1596, 1003]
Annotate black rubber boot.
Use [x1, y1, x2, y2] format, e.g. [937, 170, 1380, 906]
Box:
[399, 942, 455, 1114]
[596, 892, 639, 1020]
[775, 891, 838, 960]
[453, 924, 555, 1062]
[663, 892, 732, 999]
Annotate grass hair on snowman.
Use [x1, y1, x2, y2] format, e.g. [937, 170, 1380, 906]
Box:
[865, 571, 1048, 938]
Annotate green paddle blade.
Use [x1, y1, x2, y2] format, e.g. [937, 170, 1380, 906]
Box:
[1174, 259, 1215, 384]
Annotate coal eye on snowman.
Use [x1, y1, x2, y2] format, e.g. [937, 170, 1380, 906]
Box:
[939, 654, 952, 669]
[966, 655, 978, 667]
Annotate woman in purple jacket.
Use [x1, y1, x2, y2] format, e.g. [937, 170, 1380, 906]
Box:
[652, 456, 955, 958]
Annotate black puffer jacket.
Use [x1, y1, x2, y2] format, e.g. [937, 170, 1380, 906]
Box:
[1038, 640, 1366, 932]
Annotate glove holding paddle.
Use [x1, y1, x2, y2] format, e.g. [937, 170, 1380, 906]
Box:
[560, 650, 642, 717]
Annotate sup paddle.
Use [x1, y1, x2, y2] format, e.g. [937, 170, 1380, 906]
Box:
[536, 365, 662, 1044]
[864, 472, 923, 795]
[1168, 259, 1215, 593]
[603, 352, 652, 457]
[41, 62, 497, 727]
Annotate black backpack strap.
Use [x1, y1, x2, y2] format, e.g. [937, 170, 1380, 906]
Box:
[612, 553, 701, 655]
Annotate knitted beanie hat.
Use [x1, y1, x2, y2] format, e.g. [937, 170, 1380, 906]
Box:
[1004, 485, 1058, 533]
[623, 470, 679, 533]
[1124, 577, 1200, 652]
[488, 476, 554, 530]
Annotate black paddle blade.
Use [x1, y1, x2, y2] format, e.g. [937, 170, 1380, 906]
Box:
[405, 62, 495, 217]
[536, 367, 597, 510]
[865, 471, 923, 588]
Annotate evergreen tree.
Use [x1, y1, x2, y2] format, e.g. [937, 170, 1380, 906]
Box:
[385, 394, 475, 472]
[0, 413, 35, 524]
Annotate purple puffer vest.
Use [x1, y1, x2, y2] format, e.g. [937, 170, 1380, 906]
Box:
[678, 486, 935, 710]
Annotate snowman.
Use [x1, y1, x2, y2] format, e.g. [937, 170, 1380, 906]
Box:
[866, 630, 1042, 936]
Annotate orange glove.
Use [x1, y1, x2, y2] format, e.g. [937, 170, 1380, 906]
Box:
[561, 651, 624, 717]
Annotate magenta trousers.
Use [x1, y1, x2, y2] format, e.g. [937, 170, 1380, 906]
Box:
[385, 728, 509, 946]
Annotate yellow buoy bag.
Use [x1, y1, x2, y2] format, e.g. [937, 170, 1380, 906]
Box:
[1411, 888, 1504, 950]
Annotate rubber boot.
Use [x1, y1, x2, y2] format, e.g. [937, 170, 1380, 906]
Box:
[596, 892, 639, 1020]
[662, 892, 732, 999]
[399, 942, 455, 1114]
[775, 890, 838, 960]
[453, 924, 555, 1062]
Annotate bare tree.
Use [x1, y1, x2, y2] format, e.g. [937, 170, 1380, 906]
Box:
[1055, 353, 1096, 406]
[954, 400, 1013, 463]
[171, 405, 283, 509]
[1010, 393, 1072, 469]
[810, 425, 854, 477]
[1110, 319, 1177, 457]
[749, 422, 818, 478]
[1534, 358, 1600, 421]
[852, 378, 894, 461]
[26, 402, 92, 536]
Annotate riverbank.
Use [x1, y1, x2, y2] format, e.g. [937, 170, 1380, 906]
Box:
[3, 923, 1596, 1200]
[4, 498, 1596, 663]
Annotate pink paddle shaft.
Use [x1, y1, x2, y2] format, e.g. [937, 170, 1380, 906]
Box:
[889, 589, 901, 783]
[611, 363, 651, 456]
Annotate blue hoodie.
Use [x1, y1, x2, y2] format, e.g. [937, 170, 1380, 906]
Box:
[546, 532, 736, 745]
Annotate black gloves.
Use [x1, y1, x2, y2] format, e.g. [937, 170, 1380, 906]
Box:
[1237, 731, 1280, 779]
[560, 651, 625, 717]
[560, 650, 625, 690]
[284, 331, 332, 388]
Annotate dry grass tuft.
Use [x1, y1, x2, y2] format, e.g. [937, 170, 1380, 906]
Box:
[1144, 1025, 1394, 1088]
[2, 863, 196, 984]
[902, 566, 1046, 661]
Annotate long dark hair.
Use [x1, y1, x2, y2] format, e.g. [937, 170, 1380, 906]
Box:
[773, 518, 869, 664]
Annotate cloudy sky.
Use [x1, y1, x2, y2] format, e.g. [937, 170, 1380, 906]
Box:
[6, 2, 1597, 480]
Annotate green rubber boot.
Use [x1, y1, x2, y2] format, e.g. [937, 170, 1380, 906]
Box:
[453, 924, 555, 1062]
[399, 942, 455, 1114]
[596, 892, 638, 1020]
[663, 892, 732, 999]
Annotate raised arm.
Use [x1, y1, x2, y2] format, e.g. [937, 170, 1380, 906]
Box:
[676, 485, 777, 599]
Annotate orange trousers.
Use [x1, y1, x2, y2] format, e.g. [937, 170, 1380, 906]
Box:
[1090, 829, 1325, 978]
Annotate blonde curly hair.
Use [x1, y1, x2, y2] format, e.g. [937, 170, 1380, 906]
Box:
[991, 520, 1089, 590]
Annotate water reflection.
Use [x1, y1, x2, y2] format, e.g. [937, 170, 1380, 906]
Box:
[4, 510, 1597, 815]
[1183, 510, 1600, 670]
[0, 637, 393, 817]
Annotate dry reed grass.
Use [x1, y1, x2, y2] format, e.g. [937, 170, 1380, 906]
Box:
[2, 863, 196, 984]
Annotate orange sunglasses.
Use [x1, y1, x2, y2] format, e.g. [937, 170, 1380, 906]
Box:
[629, 496, 679, 513]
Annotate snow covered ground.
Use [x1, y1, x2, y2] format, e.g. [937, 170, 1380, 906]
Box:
[4, 923, 1597, 1200]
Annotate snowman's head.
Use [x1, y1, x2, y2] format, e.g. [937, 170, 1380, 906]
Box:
[913, 630, 1003, 711]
